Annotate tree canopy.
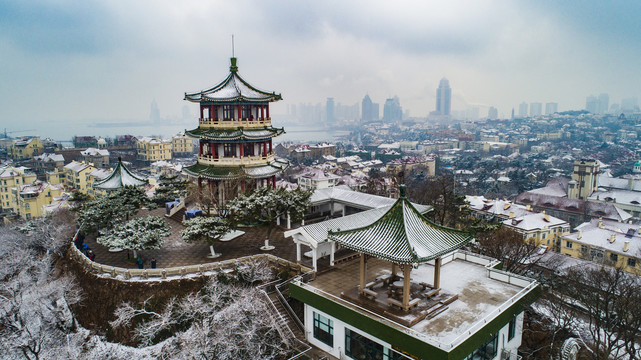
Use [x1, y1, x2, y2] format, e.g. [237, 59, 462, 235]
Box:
[77, 186, 150, 233]
[97, 216, 170, 252]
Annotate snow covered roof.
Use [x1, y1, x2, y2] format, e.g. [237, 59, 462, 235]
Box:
[563, 218, 641, 256]
[328, 187, 472, 264]
[466, 196, 534, 219]
[184, 158, 289, 180]
[81, 147, 110, 157]
[504, 213, 568, 231]
[94, 158, 147, 190]
[64, 161, 92, 173]
[34, 153, 64, 163]
[184, 58, 282, 103]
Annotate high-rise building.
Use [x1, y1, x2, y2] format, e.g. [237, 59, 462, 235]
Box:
[183, 57, 289, 204]
[598, 93, 609, 114]
[487, 106, 498, 120]
[150, 99, 160, 123]
[326, 98, 335, 125]
[435, 78, 451, 116]
[585, 95, 598, 114]
[545, 102, 558, 115]
[361, 95, 374, 123]
[529, 102, 542, 117]
[383, 96, 402, 122]
[518, 102, 528, 117]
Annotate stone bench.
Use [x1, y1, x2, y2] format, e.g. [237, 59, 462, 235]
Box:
[362, 288, 378, 299]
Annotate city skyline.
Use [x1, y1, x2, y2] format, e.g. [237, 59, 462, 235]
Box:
[1, 1, 641, 130]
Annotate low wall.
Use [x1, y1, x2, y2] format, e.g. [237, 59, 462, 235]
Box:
[69, 236, 312, 280]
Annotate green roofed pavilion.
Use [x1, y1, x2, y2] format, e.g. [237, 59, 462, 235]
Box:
[328, 185, 473, 311]
[94, 157, 147, 190]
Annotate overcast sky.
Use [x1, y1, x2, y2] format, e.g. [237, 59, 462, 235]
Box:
[1, 0, 640, 127]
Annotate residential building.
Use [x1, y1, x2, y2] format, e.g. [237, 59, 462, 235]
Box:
[136, 137, 172, 162]
[15, 181, 64, 220]
[529, 102, 542, 117]
[171, 133, 194, 157]
[9, 137, 44, 161]
[0, 166, 37, 213]
[386, 156, 436, 178]
[63, 161, 97, 194]
[383, 96, 402, 123]
[568, 159, 599, 200]
[297, 169, 340, 191]
[560, 218, 641, 274]
[545, 102, 558, 115]
[80, 147, 110, 168]
[503, 212, 570, 249]
[32, 153, 65, 179]
[73, 136, 98, 148]
[518, 102, 528, 117]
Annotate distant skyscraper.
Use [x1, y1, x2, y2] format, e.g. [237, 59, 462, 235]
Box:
[326, 98, 335, 125]
[545, 102, 558, 115]
[598, 93, 609, 114]
[150, 99, 160, 123]
[518, 102, 528, 117]
[435, 78, 451, 116]
[488, 106, 498, 120]
[383, 96, 402, 122]
[362, 94, 374, 123]
[585, 95, 598, 114]
[530, 103, 542, 117]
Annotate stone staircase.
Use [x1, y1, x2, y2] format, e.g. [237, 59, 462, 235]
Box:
[268, 291, 305, 340]
[168, 208, 186, 223]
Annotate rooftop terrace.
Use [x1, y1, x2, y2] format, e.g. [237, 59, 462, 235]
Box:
[294, 251, 538, 350]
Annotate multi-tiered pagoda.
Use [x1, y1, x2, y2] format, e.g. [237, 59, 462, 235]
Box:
[183, 57, 289, 206]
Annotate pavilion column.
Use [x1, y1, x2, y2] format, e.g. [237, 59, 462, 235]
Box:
[434, 257, 442, 289]
[213, 143, 218, 159]
[263, 142, 267, 157]
[312, 249, 318, 271]
[200, 106, 204, 119]
[269, 139, 273, 153]
[296, 242, 301, 262]
[391, 263, 397, 278]
[359, 253, 367, 294]
[272, 175, 276, 188]
[287, 211, 291, 228]
[403, 264, 411, 311]
[330, 242, 336, 266]
[210, 105, 214, 120]
[237, 104, 242, 120]
[199, 142, 204, 156]
[260, 105, 264, 120]
[241, 180, 245, 192]
[266, 105, 270, 118]
[239, 142, 244, 157]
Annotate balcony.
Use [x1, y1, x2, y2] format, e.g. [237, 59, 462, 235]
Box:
[198, 117, 272, 129]
[198, 154, 275, 166]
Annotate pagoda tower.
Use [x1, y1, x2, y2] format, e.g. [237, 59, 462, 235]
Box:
[183, 57, 289, 206]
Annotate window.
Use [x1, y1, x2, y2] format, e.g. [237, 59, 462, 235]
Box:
[223, 144, 236, 157]
[222, 105, 234, 120]
[313, 312, 333, 347]
[610, 253, 618, 262]
[628, 258, 636, 267]
[464, 333, 498, 360]
[566, 241, 573, 249]
[345, 328, 404, 360]
[508, 317, 517, 341]
[581, 245, 588, 254]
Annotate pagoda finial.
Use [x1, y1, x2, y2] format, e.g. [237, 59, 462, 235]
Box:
[230, 57, 238, 73]
[399, 184, 407, 198]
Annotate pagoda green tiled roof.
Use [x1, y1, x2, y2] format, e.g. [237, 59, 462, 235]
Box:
[185, 126, 285, 141]
[183, 158, 289, 180]
[94, 157, 147, 190]
[328, 188, 473, 264]
[184, 57, 282, 103]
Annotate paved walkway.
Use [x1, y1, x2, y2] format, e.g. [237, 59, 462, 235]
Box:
[82, 207, 308, 269]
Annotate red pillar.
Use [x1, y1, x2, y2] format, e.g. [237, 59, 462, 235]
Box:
[239, 142, 244, 157]
[272, 175, 276, 188]
[210, 105, 214, 120]
[269, 139, 272, 153]
[213, 143, 217, 159]
[241, 180, 245, 192]
[237, 104, 242, 120]
[260, 105, 264, 120]
[266, 105, 270, 118]
[199, 142, 204, 156]
[263, 142, 267, 157]
[200, 106, 204, 119]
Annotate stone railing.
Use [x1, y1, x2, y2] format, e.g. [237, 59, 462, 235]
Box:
[70, 239, 311, 280]
[198, 117, 271, 129]
[198, 154, 274, 166]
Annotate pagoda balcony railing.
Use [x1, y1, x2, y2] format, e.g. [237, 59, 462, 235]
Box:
[198, 117, 272, 129]
[198, 154, 275, 166]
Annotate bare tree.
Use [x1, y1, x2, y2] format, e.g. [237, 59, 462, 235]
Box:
[474, 226, 542, 275]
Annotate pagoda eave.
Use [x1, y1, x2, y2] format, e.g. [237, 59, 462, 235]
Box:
[183, 159, 289, 181]
[185, 127, 285, 141]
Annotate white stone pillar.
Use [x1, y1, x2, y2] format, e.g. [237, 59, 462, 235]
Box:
[296, 242, 301, 262]
[287, 212, 291, 228]
[312, 249, 318, 271]
[277, 216, 281, 226]
[342, 207, 346, 217]
[330, 242, 335, 266]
